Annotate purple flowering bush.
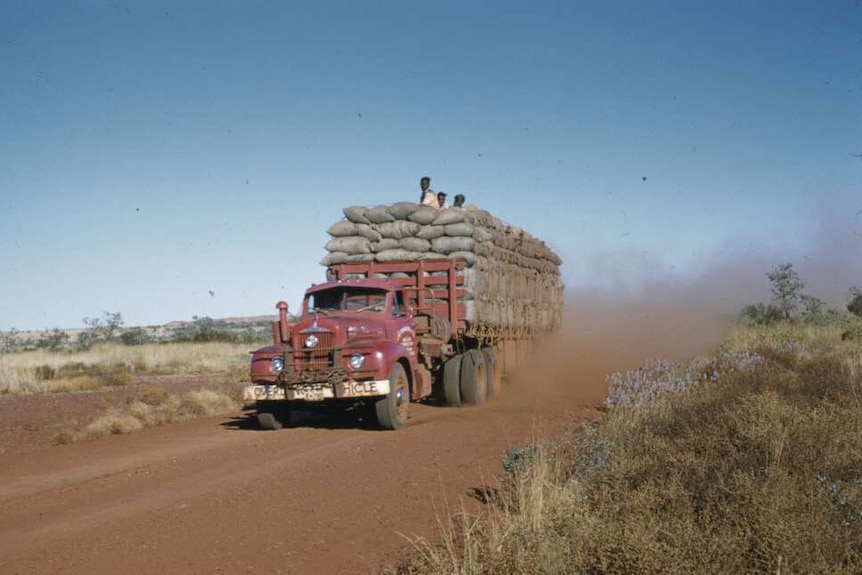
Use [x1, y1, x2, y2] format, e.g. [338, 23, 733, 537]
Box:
[604, 348, 766, 409]
[604, 359, 700, 409]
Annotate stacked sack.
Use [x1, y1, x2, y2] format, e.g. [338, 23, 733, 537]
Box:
[321, 203, 564, 335]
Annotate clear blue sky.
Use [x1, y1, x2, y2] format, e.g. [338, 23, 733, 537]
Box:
[1, 1, 860, 331]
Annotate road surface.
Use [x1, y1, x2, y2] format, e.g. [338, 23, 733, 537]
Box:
[0, 371, 604, 575]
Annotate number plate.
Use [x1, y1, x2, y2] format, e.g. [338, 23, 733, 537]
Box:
[288, 388, 326, 401]
[244, 384, 286, 401]
[285, 384, 334, 401]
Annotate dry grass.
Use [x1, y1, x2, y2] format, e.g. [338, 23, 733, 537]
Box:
[395, 324, 862, 575]
[0, 341, 253, 394]
[56, 380, 244, 444]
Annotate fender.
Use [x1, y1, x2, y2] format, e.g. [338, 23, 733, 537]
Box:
[249, 344, 290, 383]
[358, 340, 414, 380]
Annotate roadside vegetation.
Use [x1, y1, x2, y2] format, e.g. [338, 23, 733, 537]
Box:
[0, 313, 273, 444]
[53, 379, 246, 444]
[396, 265, 862, 574]
[0, 341, 257, 394]
[0, 313, 272, 394]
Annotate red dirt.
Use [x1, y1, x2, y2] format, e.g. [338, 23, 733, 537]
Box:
[0, 366, 606, 575]
[0, 375, 217, 453]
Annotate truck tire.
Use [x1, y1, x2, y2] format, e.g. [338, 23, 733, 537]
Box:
[460, 349, 487, 405]
[443, 354, 463, 406]
[482, 347, 502, 399]
[375, 363, 410, 430]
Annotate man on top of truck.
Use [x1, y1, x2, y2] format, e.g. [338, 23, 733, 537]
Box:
[419, 176, 437, 207]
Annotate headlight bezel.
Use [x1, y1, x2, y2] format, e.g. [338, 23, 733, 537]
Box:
[348, 353, 365, 370]
[270, 356, 285, 372]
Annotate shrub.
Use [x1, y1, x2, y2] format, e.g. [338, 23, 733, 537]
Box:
[51, 376, 104, 393]
[98, 364, 133, 387]
[501, 442, 541, 475]
[57, 362, 88, 378]
[178, 388, 238, 417]
[842, 322, 862, 342]
[848, 287, 862, 317]
[82, 409, 144, 438]
[119, 327, 152, 346]
[76, 331, 97, 351]
[36, 329, 69, 351]
[740, 303, 783, 326]
[34, 364, 56, 380]
[171, 316, 239, 343]
[137, 387, 169, 406]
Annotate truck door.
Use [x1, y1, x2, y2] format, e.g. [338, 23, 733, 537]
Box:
[390, 290, 418, 361]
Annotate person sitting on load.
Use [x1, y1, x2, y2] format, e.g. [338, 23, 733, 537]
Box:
[436, 191, 450, 209]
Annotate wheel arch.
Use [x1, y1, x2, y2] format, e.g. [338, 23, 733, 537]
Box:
[395, 356, 414, 395]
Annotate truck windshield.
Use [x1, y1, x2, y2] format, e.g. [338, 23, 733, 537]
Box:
[306, 288, 388, 314]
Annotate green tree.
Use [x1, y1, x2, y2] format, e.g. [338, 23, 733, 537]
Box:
[1, 328, 19, 352]
[82, 312, 124, 343]
[767, 263, 805, 321]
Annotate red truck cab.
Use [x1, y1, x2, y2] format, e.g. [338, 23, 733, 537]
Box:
[245, 278, 424, 430]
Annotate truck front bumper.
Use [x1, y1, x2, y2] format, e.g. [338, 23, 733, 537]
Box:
[244, 379, 391, 403]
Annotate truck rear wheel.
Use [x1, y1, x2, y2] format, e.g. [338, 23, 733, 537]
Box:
[460, 349, 487, 405]
[482, 347, 502, 398]
[374, 363, 410, 430]
[443, 354, 463, 406]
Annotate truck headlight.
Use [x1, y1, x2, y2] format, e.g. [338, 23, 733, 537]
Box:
[349, 353, 365, 370]
[270, 356, 285, 372]
[305, 334, 319, 348]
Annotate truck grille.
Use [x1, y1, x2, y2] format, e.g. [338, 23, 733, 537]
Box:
[293, 331, 335, 371]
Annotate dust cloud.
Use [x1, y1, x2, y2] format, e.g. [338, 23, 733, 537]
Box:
[502, 255, 764, 412]
[504, 240, 859, 409]
[499, 202, 862, 413]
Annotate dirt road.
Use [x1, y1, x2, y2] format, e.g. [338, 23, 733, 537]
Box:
[0, 372, 605, 575]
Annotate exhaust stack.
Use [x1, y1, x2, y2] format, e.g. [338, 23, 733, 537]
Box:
[275, 301, 290, 344]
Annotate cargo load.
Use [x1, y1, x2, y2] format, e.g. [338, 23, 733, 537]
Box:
[321, 204, 564, 337]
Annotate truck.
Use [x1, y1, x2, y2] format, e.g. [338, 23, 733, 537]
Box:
[244, 204, 563, 430]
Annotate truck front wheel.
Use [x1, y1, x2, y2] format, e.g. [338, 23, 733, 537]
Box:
[256, 406, 292, 430]
[460, 349, 487, 405]
[374, 363, 410, 430]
